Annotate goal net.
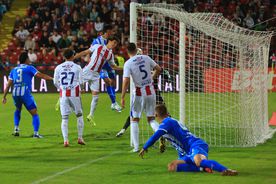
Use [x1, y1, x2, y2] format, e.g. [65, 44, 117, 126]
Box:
[130, 3, 275, 147]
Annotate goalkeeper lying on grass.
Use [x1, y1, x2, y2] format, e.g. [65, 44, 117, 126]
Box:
[139, 104, 238, 176]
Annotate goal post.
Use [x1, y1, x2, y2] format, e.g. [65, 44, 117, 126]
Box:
[129, 2, 275, 147]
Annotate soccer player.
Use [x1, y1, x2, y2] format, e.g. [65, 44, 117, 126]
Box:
[121, 43, 162, 152]
[2, 52, 53, 138]
[139, 104, 238, 176]
[92, 25, 122, 112]
[73, 36, 122, 125]
[53, 49, 85, 147]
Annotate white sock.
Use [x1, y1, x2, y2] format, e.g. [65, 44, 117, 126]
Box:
[131, 121, 139, 151]
[77, 116, 84, 139]
[149, 120, 159, 132]
[90, 95, 99, 116]
[61, 119, 69, 142]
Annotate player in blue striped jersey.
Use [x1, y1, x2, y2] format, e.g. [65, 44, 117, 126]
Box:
[91, 25, 122, 113]
[2, 52, 53, 138]
[139, 104, 238, 176]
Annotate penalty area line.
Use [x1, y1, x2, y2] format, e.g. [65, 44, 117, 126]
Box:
[31, 151, 121, 184]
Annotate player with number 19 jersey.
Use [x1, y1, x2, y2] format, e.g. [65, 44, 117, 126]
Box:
[123, 55, 157, 117]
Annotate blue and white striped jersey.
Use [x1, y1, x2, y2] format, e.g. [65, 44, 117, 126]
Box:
[9, 64, 38, 96]
[92, 35, 107, 46]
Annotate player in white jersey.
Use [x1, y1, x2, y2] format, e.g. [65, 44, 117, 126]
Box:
[121, 43, 162, 152]
[73, 36, 122, 125]
[53, 49, 85, 147]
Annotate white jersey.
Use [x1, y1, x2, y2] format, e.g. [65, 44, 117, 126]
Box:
[124, 55, 157, 96]
[83, 44, 115, 75]
[54, 61, 83, 97]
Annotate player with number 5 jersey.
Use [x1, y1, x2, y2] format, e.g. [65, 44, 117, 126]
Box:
[2, 52, 53, 138]
[54, 49, 86, 147]
[121, 43, 162, 152]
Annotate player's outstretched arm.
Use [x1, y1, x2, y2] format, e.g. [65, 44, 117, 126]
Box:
[36, 72, 53, 80]
[121, 77, 130, 108]
[2, 79, 13, 104]
[110, 64, 123, 71]
[73, 49, 91, 60]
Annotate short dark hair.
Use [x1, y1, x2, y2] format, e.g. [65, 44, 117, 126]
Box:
[19, 52, 28, 64]
[127, 42, 137, 54]
[107, 35, 120, 44]
[63, 49, 75, 59]
[155, 104, 169, 117]
[103, 24, 113, 33]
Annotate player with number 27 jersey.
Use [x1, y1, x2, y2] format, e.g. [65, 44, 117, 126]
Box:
[53, 49, 85, 147]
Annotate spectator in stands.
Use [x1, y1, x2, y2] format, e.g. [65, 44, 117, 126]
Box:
[77, 25, 87, 39]
[14, 15, 22, 29]
[24, 17, 35, 33]
[57, 32, 71, 49]
[243, 12, 255, 28]
[71, 10, 81, 32]
[15, 25, 30, 47]
[39, 31, 49, 47]
[115, 0, 126, 13]
[94, 17, 104, 32]
[51, 29, 61, 44]
[28, 49, 37, 64]
[78, 33, 90, 49]
[90, 6, 98, 22]
[24, 35, 36, 51]
[50, 14, 62, 32]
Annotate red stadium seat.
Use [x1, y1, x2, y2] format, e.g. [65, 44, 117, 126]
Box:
[9, 54, 18, 64]
[36, 66, 46, 71]
[48, 65, 56, 71]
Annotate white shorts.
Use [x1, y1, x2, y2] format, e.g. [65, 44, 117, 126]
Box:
[131, 93, 156, 118]
[83, 71, 100, 92]
[60, 96, 83, 116]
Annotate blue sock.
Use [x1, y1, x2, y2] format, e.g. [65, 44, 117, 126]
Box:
[106, 86, 116, 103]
[176, 163, 200, 172]
[112, 86, 116, 101]
[200, 160, 227, 172]
[32, 114, 40, 132]
[14, 110, 21, 128]
[111, 86, 116, 96]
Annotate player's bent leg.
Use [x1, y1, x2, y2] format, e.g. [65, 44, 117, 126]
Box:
[55, 98, 60, 111]
[116, 116, 130, 137]
[147, 117, 159, 132]
[87, 91, 99, 126]
[147, 116, 166, 153]
[195, 154, 237, 175]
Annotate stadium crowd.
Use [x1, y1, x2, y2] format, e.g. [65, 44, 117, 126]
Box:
[0, 0, 12, 25]
[0, 0, 275, 70]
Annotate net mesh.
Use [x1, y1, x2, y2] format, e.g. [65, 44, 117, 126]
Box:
[132, 3, 275, 147]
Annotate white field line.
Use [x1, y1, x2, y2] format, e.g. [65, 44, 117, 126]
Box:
[31, 151, 121, 184]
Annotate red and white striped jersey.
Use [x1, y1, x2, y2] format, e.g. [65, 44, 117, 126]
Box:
[123, 55, 158, 96]
[54, 61, 83, 97]
[83, 44, 115, 74]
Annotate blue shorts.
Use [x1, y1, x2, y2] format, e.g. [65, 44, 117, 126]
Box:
[100, 69, 116, 79]
[13, 94, 37, 111]
[179, 141, 209, 164]
[100, 62, 115, 79]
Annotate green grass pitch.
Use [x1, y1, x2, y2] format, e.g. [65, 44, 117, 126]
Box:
[0, 93, 276, 184]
